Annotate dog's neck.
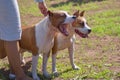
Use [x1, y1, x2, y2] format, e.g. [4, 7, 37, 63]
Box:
[36, 16, 57, 33]
[66, 23, 75, 37]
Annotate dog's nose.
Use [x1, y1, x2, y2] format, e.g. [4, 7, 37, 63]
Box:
[72, 16, 76, 19]
[88, 29, 91, 34]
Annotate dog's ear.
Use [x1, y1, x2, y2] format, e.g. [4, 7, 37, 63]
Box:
[47, 10, 53, 16]
[80, 10, 85, 17]
[73, 10, 79, 17]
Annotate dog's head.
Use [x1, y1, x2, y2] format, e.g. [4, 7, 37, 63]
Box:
[48, 10, 76, 36]
[72, 10, 91, 38]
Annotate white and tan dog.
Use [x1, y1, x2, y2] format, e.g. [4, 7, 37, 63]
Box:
[51, 10, 91, 76]
[0, 10, 76, 80]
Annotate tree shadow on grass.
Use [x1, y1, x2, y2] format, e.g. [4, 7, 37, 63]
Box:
[22, 60, 32, 77]
[39, 68, 73, 80]
[51, 0, 105, 8]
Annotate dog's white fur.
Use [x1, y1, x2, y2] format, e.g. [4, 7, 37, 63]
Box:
[77, 18, 91, 34]
[32, 16, 55, 80]
[32, 12, 76, 80]
[35, 16, 55, 54]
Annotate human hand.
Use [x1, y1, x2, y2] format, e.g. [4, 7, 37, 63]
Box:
[38, 2, 48, 16]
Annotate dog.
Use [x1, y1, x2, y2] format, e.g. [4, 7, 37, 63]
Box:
[51, 10, 91, 76]
[0, 10, 76, 80]
[20, 10, 91, 78]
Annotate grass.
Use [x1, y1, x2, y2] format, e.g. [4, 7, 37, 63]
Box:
[88, 9, 120, 36]
[0, 0, 120, 80]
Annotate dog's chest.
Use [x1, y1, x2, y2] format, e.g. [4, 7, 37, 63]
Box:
[36, 25, 55, 53]
[55, 33, 75, 50]
[38, 37, 54, 53]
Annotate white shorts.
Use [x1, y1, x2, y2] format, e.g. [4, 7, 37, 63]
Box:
[0, 0, 22, 41]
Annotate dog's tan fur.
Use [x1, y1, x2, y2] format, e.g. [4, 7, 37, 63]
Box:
[19, 26, 38, 56]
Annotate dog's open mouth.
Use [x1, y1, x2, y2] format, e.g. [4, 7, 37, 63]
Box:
[58, 24, 69, 36]
[75, 29, 88, 38]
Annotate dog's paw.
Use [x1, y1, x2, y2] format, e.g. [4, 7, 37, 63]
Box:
[73, 65, 80, 70]
[32, 74, 40, 80]
[53, 71, 59, 77]
[33, 76, 40, 80]
[33, 77, 40, 80]
[43, 72, 51, 78]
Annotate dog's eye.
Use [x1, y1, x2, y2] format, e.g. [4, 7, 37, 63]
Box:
[80, 22, 84, 26]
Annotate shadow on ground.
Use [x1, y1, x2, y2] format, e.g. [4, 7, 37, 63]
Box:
[0, 60, 32, 80]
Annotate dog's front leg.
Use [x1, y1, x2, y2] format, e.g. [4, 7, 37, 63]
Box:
[68, 42, 79, 70]
[32, 54, 40, 80]
[52, 52, 59, 76]
[42, 51, 51, 78]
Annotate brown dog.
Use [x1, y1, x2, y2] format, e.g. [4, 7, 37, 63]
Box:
[51, 10, 91, 76]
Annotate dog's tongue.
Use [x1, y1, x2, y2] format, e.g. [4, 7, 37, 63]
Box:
[59, 24, 69, 36]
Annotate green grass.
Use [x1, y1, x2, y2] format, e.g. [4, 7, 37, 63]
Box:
[18, 0, 106, 16]
[18, 0, 41, 16]
[0, 0, 120, 80]
[88, 9, 120, 36]
[18, 0, 120, 36]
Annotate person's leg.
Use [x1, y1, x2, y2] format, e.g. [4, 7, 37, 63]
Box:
[4, 40, 33, 80]
[0, 0, 33, 79]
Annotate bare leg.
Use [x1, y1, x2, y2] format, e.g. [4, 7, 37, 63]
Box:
[9, 51, 25, 79]
[4, 41, 33, 80]
[68, 43, 79, 70]
[9, 64, 16, 79]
